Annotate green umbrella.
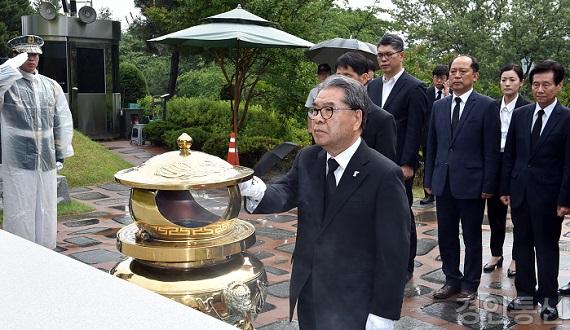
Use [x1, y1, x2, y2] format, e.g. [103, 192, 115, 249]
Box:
[149, 5, 313, 136]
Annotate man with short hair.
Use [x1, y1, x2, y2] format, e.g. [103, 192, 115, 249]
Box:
[420, 65, 449, 205]
[501, 60, 570, 321]
[336, 51, 397, 162]
[367, 33, 428, 281]
[0, 35, 74, 248]
[241, 75, 410, 329]
[424, 55, 501, 302]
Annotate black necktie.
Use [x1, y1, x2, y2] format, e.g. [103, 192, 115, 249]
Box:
[451, 97, 461, 136]
[531, 109, 545, 150]
[436, 90, 442, 100]
[326, 158, 340, 197]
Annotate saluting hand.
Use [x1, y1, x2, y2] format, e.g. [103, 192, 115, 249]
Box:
[6, 52, 28, 69]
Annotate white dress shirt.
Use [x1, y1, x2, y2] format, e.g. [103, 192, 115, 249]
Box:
[499, 95, 519, 151]
[531, 98, 557, 134]
[381, 69, 405, 108]
[450, 88, 474, 121]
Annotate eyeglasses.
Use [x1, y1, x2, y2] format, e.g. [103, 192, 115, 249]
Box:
[308, 106, 356, 120]
[377, 50, 402, 59]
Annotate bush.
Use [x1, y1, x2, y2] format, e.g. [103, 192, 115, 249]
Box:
[166, 97, 232, 135]
[162, 127, 210, 151]
[119, 63, 149, 106]
[202, 134, 228, 159]
[176, 66, 227, 99]
[238, 136, 280, 168]
[144, 119, 180, 145]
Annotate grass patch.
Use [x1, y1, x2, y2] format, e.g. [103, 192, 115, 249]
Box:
[0, 200, 95, 225]
[60, 130, 132, 187]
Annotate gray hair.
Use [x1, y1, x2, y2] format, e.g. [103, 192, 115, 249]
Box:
[316, 74, 368, 128]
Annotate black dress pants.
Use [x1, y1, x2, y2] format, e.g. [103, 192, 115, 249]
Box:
[436, 179, 485, 291]
[511, 195, 563, 307]
[486, 194, 510, 257]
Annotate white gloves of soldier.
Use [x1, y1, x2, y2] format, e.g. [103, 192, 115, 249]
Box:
[5, 52, 28, 69]
[56, 161, 64, 172]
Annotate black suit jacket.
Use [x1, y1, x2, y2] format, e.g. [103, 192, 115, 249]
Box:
[424, 91, 501, 198]
[367, 71, 427, 168]
[253, 141, 410, 328]
[362, 98, 397, 162]
[501, 102, 570, 209]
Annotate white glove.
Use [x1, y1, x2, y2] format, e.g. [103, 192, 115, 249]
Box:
[56, 161, 64, 172]
[5, 52, 28, 69]
[238, 176, 266, 199]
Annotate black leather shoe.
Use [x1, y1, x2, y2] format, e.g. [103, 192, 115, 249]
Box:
[540, 306, 559, 321]
[483, 256, 504, 272]
[507, 297, 537, 311]
[560, 283, 570, 295]
[433, 284, 460, 299]
[420, 195, 435, 205]
[456, 290, 477, 302]
[507, 268, 516, 277]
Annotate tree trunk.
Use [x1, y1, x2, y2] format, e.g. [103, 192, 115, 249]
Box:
[167, 49, 180, 98]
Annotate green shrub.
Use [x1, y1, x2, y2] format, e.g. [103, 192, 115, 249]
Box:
[119, 62, 149, 106]
[239, 105, 288, 139]
[238, 136, 280, 168]
[166, 97, 232, 135]
[138, 95, 163, 119]
[202, 134, 228, 159]
[144, 119, 181, 145]
[176, 66, 227, 99]
[162, 127, 210, 151]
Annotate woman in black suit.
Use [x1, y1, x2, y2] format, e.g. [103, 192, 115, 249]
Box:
[483, 64, 529, 277]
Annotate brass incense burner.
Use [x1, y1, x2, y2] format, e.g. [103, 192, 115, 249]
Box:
[110, 133, 267, 329]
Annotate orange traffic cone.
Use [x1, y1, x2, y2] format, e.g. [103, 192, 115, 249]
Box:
[226, 132, 240, 165]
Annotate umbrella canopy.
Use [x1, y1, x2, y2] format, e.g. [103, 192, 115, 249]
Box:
[306, 37, 378, 69]
[148, 5, 314, 140]
[148, 5, 313, 49]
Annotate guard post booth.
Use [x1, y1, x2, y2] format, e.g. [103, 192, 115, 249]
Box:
[21, 15, 121, 139]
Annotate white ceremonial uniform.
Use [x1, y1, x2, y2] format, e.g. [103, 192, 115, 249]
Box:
[0, 60, 74, 249]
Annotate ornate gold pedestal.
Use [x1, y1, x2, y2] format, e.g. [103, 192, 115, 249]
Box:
[110, 134, 267, 329]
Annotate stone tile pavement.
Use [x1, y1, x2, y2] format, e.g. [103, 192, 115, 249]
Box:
[49, 140, 570, 329]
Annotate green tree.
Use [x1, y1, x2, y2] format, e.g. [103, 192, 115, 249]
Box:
[389, 0, 570, 101]
[0, 0, 33, 58]
[119, 62, 149, 106]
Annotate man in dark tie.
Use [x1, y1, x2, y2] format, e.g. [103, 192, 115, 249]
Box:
[367, 33, 428, 281]
[500, 60, 570, 321]
[335, 51, 397, 162]
[240, 75, 410, 329]
[424, 55, 501, 302]
[420, 65, 449, 205]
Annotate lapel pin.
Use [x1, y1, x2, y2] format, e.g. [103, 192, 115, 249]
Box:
[353, 171, 359, 177]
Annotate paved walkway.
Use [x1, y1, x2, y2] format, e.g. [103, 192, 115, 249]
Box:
[55, 139, 570, 329]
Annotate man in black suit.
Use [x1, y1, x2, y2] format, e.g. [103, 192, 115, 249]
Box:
[420, 65, 450, 205]
[336, 51, 397, 162]
[424, 55, 501, 301]
[500, 60, 570, 321]
[367, 33, 428, 281]
[240, 75, 410, 329]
